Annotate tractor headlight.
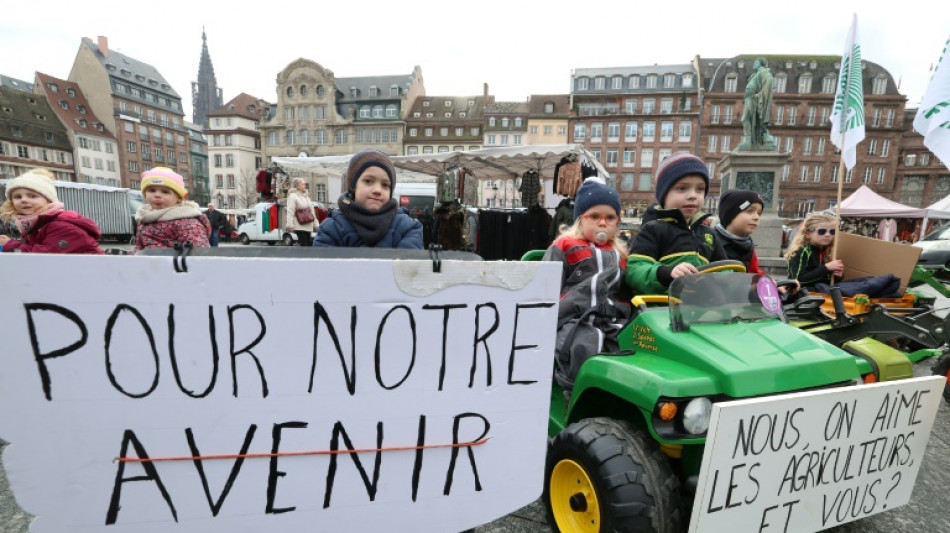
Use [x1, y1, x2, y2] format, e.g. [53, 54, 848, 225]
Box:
[682, 397, 713, 434]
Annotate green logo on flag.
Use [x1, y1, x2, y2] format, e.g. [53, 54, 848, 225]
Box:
[833, 44, 865, 131]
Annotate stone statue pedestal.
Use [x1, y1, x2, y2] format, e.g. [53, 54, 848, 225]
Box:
[719, 151, 791, 259]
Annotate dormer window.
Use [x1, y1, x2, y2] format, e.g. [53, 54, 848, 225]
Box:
[148, 78, 158, 85]
[300, 85, 308, 97]
[444, 101, 452, 107]
[59, 100, 69, 110]
[66, 87, 76, 97]
[369, 85, 378, 97]
[249, 105, 256, 113]
[106, 64, 117, 72]
[120, 69, 131, 76]
[468, 100, 474, 106]
[423, 100, 430, 107]
[286, 86, 294, 98]
[48, 83, 59, 93]
[161, 83, 170, 90]
[36, 114, 47, 121]
[413, 112, 421, 118]
[26, 97, 36, 105]
[135, 74, 145, 82]
[459, 111, 467, 118]
[78, 118, 88, 127]
[390, 85, 399, 96]
[350, 87, 359, 97]
[445, 112, 452, 118]
[317, 85, 325, 96]
[77, 104, 87, 114]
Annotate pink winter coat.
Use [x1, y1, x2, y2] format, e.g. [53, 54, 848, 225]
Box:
[2, 210, 104, 254]
[135, 203, 211, 251]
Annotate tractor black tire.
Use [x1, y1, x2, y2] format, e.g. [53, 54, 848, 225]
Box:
[933, 352, 950, 402]
[544, 417, 683, 533]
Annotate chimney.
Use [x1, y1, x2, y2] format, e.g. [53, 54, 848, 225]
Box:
[97, 36, 109, 58]
[483, 83, 489, 97]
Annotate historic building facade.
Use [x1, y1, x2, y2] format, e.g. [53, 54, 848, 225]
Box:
[525, 94, 571, 146]
[206, 93, 265, 208]
[33, 72, 120, 186]
[259, 59, 425, 197]
[696, 55, 908, 218]
[69, 36, 191, 192]
[569, 65, 702, 211]
[0, 80, 74, 181]
[185, 122, 210, 206]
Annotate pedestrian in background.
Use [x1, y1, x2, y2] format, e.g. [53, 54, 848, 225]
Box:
[285, 177, 316, 246]
[205, 202, 226, 247]
[134, 167, 210, 252]
[0, 168, 103, 254]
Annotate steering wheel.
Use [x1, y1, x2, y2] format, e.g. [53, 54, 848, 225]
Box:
[697, 260, 747, 273]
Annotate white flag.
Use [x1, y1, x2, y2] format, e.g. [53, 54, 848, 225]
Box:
[830, 14, 866, 170]
[914, 35, 950, 169]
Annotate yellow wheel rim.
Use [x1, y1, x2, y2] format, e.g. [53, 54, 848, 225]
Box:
[550, 459, 600, 533]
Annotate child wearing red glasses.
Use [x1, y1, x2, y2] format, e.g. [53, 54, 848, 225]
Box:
[542, 177, 631, 390]
[785, 212, 900, 297]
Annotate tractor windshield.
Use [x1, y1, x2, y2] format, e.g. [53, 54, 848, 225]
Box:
[668, 273, 784, 331]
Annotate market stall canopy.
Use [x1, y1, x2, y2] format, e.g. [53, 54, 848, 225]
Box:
[924, 193, 950, 220]
[838, 185, 927, 217]
[391, 144, 609, 182]
[271, 154, 436, 184]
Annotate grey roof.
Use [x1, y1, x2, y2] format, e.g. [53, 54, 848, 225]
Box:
[0, 87, 72, 149]
[698, 54, 900, 95]
[484, 101, 529, 114]
[0, 74, 33, 92]
[573, 64, 695, 77]
[335, 74, 414, 102]
[84, 39, 181, 99]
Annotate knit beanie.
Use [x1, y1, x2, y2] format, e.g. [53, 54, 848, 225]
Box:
[141, 167, 187, 199]
[654, 152, 709, 206]
[6, 168, 58, 202]
[345, 149, 396, 194]
[574, 177, 621, 219]
[718, 189, 764, 228]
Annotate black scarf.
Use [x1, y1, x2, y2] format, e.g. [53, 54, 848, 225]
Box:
[337, 193, 397, 246]
[714, 223, 754, 251]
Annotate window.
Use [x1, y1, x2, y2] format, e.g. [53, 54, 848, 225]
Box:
[881, 139, 890, 157]
[787, 106, 796, 125]
[594, 77, 605, 90]
[660, 121, 673, 141]
[407, 146, 419, 155]
[863, 167, 872, 184]
[625, 99, 637, 114]
[625, 121, 638, 141]
[285, 130, 295, 144]
[721, 135, 731, 152]
[423, 146, 434, 154]
[606, 150, 618, 166]
[711, 105, 720, 124]
[663, 74, 676, 88]
[803, 137, 812, 155]
[638, 173, 652, 190]
[708, 135, 718, 153]
[867, 138, 877, 156]
[607, 122, 620, 140]
[409, 127, 418, 137]
[299, 129, 310, 144]
[501, 135, 509, 145]
[798, 74, 813, 93]
[813, 165, 822, 182]
[576, 77, 589, 91]
[225, 154, 234, 167]
[335, 129, 348, 144]
[386, 105, 397, 118]
[724, 74, 737, 93]
[127, 141, 136, 153]
[822, 74, 837, 94]
[623, 149, 635, 167]
[774, 106, 784, 125]
[799, 167, 808, 182]
[785, 137, 794, 153]
[573, 124, 586, 141]
[471, 127, 479, 136]
[642, 121, 655, 141]
[886, 109, 895, 127]
[621, 173, 634, 190]
[660, 98, 673, 114]
[543, 126, 552, 135]
[612, 76, 623, 89]
[872, 76, 887, 95]
[641, 148, 654, 168]
[488, 134, 496, 145]
[359, 107, 371, 119]
[646, 74, 658, 88]
[642, 99, 655, 114]
[682, 73, 693, 88]
[724, 105, 734, 125]
[424, 127, 433, 137]
[129, 161, 138, 172]
[817, 137, 826, 155]
[807, 107, 816, 126]
[678, 122, 692, 141]
[877, 167, 886, 184]
[774, 74, 787, 93]
[440, 127, 449, 136]
[514, 135, 522, 145]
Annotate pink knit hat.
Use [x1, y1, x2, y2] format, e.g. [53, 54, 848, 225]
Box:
[141, 167, 187, 198]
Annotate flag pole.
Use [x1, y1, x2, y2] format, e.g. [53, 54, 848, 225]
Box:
[832, 150, 846, 263]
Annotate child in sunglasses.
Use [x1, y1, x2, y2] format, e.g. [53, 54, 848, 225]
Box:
[543, 177, 631, 390]
[785, 212, 900, 297]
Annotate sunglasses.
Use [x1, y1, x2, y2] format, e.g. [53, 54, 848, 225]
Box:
[808, 228, 836, 236]
[582, 213, 619, 224]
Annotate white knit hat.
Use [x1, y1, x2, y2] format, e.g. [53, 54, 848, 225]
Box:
[6, 168, 58, 202]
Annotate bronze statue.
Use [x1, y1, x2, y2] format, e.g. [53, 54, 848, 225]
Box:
[738, 57, 776, 150]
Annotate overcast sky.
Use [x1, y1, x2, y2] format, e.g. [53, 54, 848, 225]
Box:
[3, 1, 947, 122]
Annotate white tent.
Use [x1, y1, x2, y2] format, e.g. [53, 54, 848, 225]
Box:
[273, 144, 608, 209]
[838, 185, 926, 217]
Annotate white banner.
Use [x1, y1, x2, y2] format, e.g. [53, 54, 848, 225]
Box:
[914, 35, 950, 168]
[0, 254, 561, 533]
[830, 13, 866, 170]
[690, 376, 944, 533]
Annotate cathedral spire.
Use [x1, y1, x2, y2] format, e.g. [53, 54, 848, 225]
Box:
[192, 28, 223, 128]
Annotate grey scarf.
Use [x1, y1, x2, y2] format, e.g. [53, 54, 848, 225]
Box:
[337, 193, 397, 246]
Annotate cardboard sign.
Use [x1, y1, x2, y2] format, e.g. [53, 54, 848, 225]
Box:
[0, 254, 561, 533]
[690, 376, 944, 533]
[836, 232, 921, 293]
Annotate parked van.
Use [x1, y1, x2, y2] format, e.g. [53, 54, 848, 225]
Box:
[392, 182, 436, 210]
[236, 202, 318, 246]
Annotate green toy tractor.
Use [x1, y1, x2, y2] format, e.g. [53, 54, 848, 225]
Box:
[543, 264, 895, 533]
